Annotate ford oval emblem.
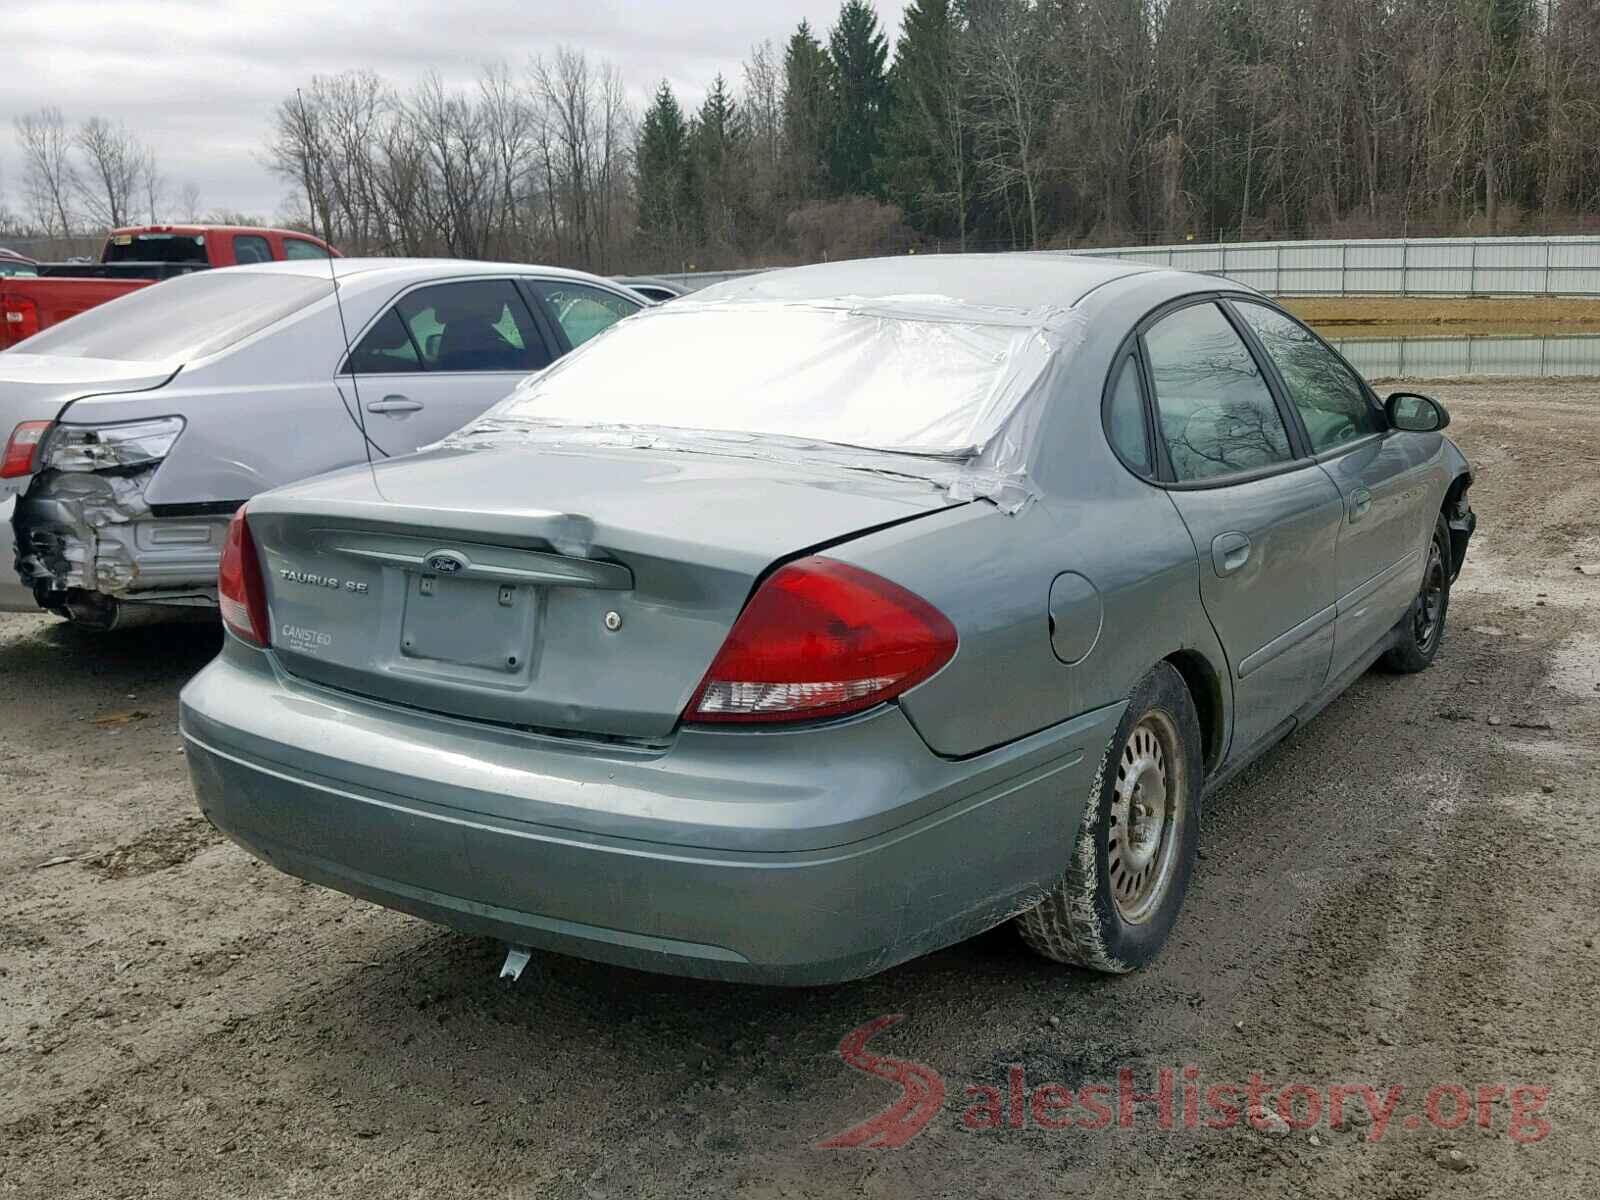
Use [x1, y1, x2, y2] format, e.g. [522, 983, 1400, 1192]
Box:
[425, 551, 468, 575]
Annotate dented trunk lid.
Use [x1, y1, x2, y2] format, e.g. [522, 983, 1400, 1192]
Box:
[246, 445, 960, 739]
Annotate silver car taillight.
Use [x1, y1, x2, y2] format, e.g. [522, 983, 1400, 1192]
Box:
[41, 416, 185, 473]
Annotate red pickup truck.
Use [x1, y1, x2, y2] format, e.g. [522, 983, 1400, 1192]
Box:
[0, 225, 339, 350]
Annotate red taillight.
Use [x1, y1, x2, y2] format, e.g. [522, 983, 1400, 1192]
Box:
[1, 294, 40, 343]
[686, 556, 957, 724]
[218, 508, 271, 647]
[1, 420, 51, 479]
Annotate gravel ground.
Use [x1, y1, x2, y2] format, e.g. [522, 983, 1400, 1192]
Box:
[3, 378, 1599, 1198]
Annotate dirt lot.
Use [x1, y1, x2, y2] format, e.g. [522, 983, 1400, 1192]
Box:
[3, 379, 1599, 1198]
[1289, 295, 1600, 337]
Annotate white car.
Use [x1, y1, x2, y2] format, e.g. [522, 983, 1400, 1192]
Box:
[0, 259, 645, 627]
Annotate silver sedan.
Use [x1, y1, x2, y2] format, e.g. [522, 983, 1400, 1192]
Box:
[0, 260, 644, 628]
[181, 254, 1476, 984]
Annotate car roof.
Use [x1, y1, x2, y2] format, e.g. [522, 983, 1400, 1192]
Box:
[108, 224, 318, 240]
[217, 257, 632, 291]
[695, 253, 1169, 310]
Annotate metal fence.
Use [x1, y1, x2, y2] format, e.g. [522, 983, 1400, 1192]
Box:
[1331, 333, 1600, 379]
[1072, 236, 1600, 295]
[657, 235, 1600, 298]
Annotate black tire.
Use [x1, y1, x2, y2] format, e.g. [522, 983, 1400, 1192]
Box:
[1016, 662, 1203, 973]
[1381, 514, 1452, 674]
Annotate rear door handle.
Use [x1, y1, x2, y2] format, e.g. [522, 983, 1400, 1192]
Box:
[1349, 487, 1373, 522]
[1211, 531, 1251, 577]
[367, 395, 423, 417]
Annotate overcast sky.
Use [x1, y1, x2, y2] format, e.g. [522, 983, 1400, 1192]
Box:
[3, 0, 907, 222]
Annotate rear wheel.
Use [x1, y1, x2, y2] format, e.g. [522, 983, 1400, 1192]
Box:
[1381, 514, 1451, 674]
[1016, 662, 1203, 972]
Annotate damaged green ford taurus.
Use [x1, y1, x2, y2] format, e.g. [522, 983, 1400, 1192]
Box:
[180, 255, 1476, 985]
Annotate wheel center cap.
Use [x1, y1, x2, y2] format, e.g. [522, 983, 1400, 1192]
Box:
[1121, 762, 1167, 872]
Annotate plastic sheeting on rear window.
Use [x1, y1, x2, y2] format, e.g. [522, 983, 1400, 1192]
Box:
[449, 294, 1089, 512]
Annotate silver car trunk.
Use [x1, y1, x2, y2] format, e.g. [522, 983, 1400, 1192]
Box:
[247, 445, 959, 740]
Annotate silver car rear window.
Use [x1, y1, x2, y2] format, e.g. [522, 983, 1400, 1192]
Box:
[19, 272, 334, 364]
[493, 299, 1060, 458]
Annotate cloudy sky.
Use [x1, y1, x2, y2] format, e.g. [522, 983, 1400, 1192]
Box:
[3, 0, 907, 222]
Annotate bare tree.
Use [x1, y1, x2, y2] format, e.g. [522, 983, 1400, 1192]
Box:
[14, 107, 77, 236]
[479, 62, 535, 257]
[75, 116, 147, 229]
[140, 146, 165, 223]
[409, 71, 494, 257]
[267, 89, 336, 243]
[965, 0, 1054, 248]
[532, 49, 597, 265]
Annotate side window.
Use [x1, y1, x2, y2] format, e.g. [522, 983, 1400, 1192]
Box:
[394, 280, 551, 373]
[1105, 354, 1151, 473]
[233, 235, 272, 265]
[283, 238, 329, 261]
[1234, 302, 1382, 453]
[529, 280, 640, 348]
[1144, 302, 1293, 482]
[344, 309, 421, 375]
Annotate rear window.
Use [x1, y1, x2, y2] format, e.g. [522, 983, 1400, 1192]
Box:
[102, 233, 209, 265]
[494, 302, 1053, 457]
[17, 272, 333, 363]
[283, 238, 329, 260]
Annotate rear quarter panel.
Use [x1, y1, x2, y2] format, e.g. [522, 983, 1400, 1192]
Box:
[58, 299, 373, 506]
[831, 494, 1216, 760]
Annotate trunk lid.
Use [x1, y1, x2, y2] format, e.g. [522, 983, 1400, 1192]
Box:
[247, 445, 961, 740]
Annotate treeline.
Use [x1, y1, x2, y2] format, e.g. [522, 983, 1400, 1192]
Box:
[640, 0, 1600, 266]
[4, 107, 207, 239]
[268, 0, 1600, 272]
[265, 57, 632, 269]
[14, 0, 1598, 270]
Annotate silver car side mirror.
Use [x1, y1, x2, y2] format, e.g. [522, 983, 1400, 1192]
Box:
[1386, 392, 1449, 433]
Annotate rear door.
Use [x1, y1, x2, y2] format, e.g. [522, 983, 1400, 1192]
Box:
[1229, 300, 1435, 682]
[1141, 300, 1344, 760]
[337, 277, 557, 455]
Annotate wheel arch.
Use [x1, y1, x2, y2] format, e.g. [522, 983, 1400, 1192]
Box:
[1442, 467, 1474, 581]
[1161, 648, 1226, 775]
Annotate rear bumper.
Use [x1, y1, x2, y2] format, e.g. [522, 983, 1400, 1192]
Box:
[0, 496, 37, 612]
[15, 474, 225, 607]
[181, 640, 1122, 985]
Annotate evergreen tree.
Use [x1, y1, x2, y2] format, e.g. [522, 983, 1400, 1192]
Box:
[695, 74, 745, 249]
[827, 0, 891, 196]
[881, 0, 969, 242]
[635, 81, 694, 254]
[782, 20, 837, 204]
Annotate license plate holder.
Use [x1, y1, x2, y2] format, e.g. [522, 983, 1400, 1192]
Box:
[399, 574, 533, 673]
